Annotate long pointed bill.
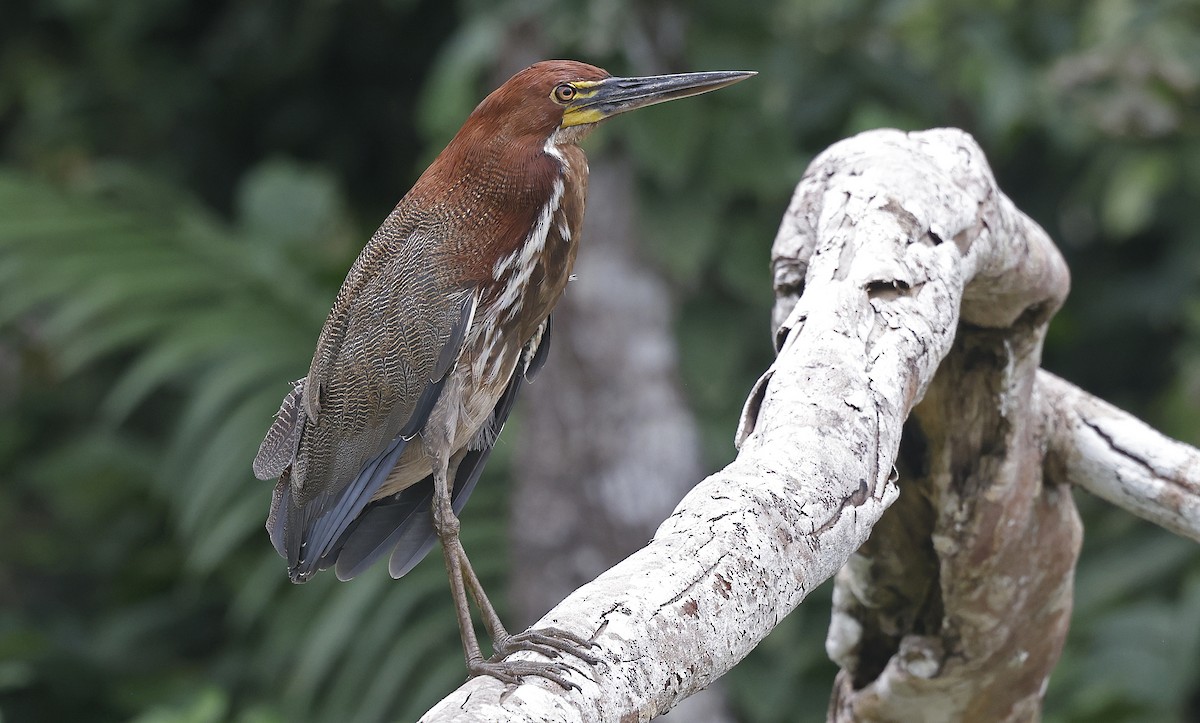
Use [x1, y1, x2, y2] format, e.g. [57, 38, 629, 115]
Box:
[561, 70, 756, 127]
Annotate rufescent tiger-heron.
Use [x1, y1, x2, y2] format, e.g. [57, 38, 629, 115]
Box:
[253, 60, 755, 687]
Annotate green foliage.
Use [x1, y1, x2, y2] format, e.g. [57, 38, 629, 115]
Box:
[1046, 498, 1200, 723]
[1, 0, 1198, 721]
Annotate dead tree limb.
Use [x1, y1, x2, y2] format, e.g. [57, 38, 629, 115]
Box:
[1039, 370, 1200, 543]
[419, 128, 1200, 722]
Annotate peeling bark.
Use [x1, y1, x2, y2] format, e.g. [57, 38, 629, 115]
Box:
[419, 128, 1200, 722]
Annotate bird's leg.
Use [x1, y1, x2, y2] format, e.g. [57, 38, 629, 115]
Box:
[455, 551, 601, 667]
[430, 478, 485, 669]
[430, 451, 586, 689]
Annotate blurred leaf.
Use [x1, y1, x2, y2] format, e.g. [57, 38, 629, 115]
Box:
[235, 158, 348, 249]
[639, 189, 723, 287]
[1102, 152, 1173, 238]
[127, 688, 227, 723]
[416, 18, 505, 152]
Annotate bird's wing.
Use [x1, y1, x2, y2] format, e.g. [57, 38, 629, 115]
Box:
[523, 312, 553, 381]
[252, 377, 305, 480]
[254, 233, 477, 581]
[324, 316, 552, 581]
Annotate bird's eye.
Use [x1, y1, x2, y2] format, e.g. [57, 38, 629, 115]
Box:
[553, 84, 577, 103]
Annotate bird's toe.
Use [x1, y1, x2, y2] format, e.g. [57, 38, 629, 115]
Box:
[468, 658, 583, 691]
[495, 627, 603, 666]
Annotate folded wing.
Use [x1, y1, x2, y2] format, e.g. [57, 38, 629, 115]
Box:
[253, 232, 479, 582]
[325, 316, 552, 580]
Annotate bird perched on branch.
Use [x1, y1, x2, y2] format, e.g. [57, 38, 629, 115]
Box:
[253, 60, 754, 686]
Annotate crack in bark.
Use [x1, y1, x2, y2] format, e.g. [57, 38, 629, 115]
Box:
[658, 551, 731, 611]
[1080, 414, 1200, 501]
[1081, 416, 1163, 481]
[811, 479, 872, 536]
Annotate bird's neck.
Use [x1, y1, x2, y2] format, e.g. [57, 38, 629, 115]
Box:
[469, 136, 587, 351]
[415, 131, 585, 289]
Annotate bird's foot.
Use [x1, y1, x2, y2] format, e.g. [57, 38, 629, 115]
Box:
[470, 627, 602, 690]
[469, 657, 584, 691]
[494, 626, 602, 667]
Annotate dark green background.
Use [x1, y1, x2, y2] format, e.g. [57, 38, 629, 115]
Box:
[1, 0, 1198, 721]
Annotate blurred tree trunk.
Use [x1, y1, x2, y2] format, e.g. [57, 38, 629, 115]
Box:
[510, 154, 704, 621]
[489, 15, 704, 617]
[509, 144, 734, 723]
[491, 22, 732, 723]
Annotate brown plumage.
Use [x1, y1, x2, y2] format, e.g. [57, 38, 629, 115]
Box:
[253, 60, 754, 687]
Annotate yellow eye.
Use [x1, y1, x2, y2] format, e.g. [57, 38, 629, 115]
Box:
[553, 84, 577, 103]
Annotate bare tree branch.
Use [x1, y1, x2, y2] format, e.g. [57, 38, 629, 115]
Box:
[1039, 370, 1200, 542]
[419, 128, 1198, 722]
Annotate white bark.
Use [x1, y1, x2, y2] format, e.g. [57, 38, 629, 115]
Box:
[419, 128, 1200, 722]
[1039, 370, 1200, 541]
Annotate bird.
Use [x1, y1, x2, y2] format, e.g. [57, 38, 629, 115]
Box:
[252, 59, 755, 687]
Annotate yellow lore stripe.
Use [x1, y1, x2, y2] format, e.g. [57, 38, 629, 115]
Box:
[561, 106, 607, 127]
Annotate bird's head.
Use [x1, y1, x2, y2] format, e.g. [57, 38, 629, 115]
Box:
[466, 60, 756, 147]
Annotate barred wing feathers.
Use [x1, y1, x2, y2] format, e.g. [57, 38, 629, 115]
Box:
[254, 226, 477, 582]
